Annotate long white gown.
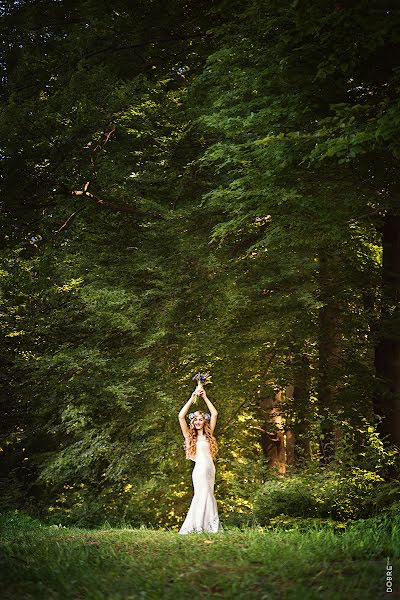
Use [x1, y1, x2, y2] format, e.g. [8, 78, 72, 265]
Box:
[178, 435, 223, 534]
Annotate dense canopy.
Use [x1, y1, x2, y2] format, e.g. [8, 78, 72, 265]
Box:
[1, 0, 399, 528]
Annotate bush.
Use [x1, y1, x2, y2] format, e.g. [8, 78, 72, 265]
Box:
[253, 476, 316, 523]
[253, 467, 400, 524]
[0, 510, 43, 528]
[266, 515, 349, 531]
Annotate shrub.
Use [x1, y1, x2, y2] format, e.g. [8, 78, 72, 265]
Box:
[0, 510, 43, 528]
[253, 475, 316, 524]
[253, 467, 400, 524]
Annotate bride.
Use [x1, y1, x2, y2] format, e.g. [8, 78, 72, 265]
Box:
[178, 385, 223, 534]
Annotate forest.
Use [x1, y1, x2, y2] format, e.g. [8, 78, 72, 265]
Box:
[1, 0, 400, 550]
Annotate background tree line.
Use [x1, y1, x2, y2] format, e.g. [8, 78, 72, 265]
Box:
[1, 0, 399, 528]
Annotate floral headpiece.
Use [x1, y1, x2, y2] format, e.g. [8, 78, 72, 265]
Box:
[188, 412, 211, 421]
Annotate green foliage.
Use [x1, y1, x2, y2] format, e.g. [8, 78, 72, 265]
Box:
[254, 472, 316, 522]
[253, 467, 400, 524]
[266, 515, 349, 532]
[0, 510, 43, 529]
[1, 0, 400, 530]
[0, 517, 398, 599]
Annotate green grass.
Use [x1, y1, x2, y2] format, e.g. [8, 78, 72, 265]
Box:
[0, 515, 398, 599]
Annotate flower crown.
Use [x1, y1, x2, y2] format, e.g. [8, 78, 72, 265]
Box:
[188, 412, 211, 421]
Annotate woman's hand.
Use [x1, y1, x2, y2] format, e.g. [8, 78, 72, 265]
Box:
[191, 386, 201, 400]
[198, 388, 206, 398]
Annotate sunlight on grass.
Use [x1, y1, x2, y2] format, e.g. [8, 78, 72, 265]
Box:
[0, 515, 398, 599]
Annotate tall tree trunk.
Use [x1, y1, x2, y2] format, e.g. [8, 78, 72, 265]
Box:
[259, 390, 286, 475]
[373, 211, 400, 450]
[318, 252, 341, 463]
[284, 385, 299, 466]
[292, 356, 312, 462]
[285, 428, 296, 466]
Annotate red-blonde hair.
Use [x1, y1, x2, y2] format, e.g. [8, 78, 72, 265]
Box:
[184, 411, 218, 461]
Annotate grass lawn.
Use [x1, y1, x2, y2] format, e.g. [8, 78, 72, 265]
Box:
[0, 515, 398, 599]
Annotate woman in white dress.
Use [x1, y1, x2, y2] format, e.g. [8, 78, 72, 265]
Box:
[178, 386, 223, 534]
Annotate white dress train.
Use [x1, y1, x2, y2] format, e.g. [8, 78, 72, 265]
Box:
[179, 435, 223, 534]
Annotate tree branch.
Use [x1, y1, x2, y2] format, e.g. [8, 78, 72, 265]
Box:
[67, 189, 143, 214]
[89, 127, 116, 179]
[57, 187, 162, 220]
[54, 206, 87, 234]
[82, 32, 212, 61]
[347, 206, 388, 223]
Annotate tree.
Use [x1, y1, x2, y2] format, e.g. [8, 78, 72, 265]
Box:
[186, 0, 400, 456]
[1, 0, 399, 526]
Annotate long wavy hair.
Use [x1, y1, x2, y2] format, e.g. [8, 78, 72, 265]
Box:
[184, 411, 218, 461]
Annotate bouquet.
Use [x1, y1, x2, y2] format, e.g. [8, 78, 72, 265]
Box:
[191, 372, 211, 405]
[189, 372, 211, 420]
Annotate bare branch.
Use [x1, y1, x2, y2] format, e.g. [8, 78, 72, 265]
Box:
[54, 206, 87, 234]
[90, 126, 116, 179]
[347, 207, 387, 223]
[56, 187, 162, 220]
[67, 189, 144, 215]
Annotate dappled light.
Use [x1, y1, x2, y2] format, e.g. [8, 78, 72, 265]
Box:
[1, 0, 400, 597]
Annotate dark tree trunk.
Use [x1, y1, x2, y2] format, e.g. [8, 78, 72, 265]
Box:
[285, 429, 296, 466]
[291, 357, 312, 462]
[284, 385, 305, 466]
[373, 211, 400, 450]
[284, 384, 295, 467]
[259, 391, 286, 474]
[317, 252, 341, 462]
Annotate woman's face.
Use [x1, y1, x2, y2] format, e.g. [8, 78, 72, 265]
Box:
[193, 413, 205, 430]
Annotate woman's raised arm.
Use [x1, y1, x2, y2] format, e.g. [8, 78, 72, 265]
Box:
[178, 389, 197, 438]
[198, 388, 218, 434]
